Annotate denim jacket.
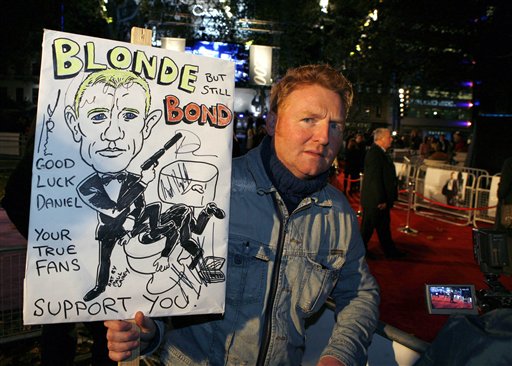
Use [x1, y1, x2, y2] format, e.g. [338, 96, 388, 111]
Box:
[160, 144, 380, 366]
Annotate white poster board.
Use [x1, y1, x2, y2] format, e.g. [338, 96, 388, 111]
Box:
[423, 167, 467, 206]
[488, 175, 500, 218]
[23, 30, 234, 324]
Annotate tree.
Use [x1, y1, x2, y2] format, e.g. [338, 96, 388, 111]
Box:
[0, 0, 110, 76]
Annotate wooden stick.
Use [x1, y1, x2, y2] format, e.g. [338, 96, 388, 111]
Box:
[118, 319, 140, 366]
[130, 27, 152, 46]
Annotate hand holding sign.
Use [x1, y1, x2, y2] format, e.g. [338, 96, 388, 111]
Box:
[105, 311, 156, 363]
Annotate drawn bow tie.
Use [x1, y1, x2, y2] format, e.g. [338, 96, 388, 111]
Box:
[101, 172, 127, 185]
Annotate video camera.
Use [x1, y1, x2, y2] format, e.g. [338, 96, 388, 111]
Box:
[472, 228, 512, 312]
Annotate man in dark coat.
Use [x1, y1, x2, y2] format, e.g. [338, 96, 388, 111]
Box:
[360, 128, 405, 258]
[496, 156, 512, 231]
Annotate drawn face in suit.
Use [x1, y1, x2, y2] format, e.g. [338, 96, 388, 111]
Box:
[65, 70, 162, 174]
[267, 84, 345, 180]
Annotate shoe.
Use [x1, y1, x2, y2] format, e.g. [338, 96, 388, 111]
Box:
[83, 285, 105, 302]
[385, 249, 407, 259]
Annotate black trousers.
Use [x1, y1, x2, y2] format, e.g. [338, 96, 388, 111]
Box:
[41, 321, 115, 365]
[361, 206, 397, 254]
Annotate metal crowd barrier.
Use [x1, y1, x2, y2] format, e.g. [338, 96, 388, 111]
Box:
[473, 174, 500, 227]
[413, 163, 490, 226]
[0, 246, 41, 343]
[0, 132, 22, 157]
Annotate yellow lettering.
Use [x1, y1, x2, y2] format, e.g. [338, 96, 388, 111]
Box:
[53, 38, 83, 78]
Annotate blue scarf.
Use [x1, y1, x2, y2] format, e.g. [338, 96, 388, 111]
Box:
[260, 137, 328, 212]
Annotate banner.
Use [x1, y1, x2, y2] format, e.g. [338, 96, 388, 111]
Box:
[249, 45, 272, 86]
[23, 30, 234, 324]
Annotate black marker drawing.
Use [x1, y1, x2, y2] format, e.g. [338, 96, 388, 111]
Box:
[37, 89, 60, 156]
[64, 69, 226, 303]
[25, 30, 234, 323]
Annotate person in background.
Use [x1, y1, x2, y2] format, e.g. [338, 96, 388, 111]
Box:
[438, 133, 451, 154]
[409, 129, 422, 151]
[452, 131, 468, 152]
[496, 156, 512, 231]
[360, 128, 406, 259]
[428, 142, 450, 162]
[245, 116, 256, 151]
[104, 64, 380, 366]
[419, 135, 433, 158]
[253, 116, 268, 148]
[344, 136, 365, 194]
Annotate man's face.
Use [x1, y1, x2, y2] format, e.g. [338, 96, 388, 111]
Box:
[269, 84, 344, 179]
[377, 130, 393, 151]
[75, 83, 148, 174]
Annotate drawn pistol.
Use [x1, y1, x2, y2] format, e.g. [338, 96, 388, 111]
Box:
[140, 132, 183, 171]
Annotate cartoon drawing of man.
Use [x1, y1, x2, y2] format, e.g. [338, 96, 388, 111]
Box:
[64, 69, 167, 301]
[65, 69, 225, 302]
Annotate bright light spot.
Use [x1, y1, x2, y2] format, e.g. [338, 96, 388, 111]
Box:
[466, 121, 472, 127]
[399, 88, 404, 93]
[356, 44, 361, 51]
[369, 9, 378, 21]
[392, 131, 398, 136]
[319, 0, 329, 13]
[224, 6, 233, 18]
[433, 111, 438, 115]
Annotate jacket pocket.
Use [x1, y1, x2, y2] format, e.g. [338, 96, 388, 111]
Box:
[226, 235, 269, 305]
[296, 254, 344, 315]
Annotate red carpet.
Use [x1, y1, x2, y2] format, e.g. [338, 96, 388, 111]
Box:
[344, 192, 512, 343]
[3, 193, 512, 344]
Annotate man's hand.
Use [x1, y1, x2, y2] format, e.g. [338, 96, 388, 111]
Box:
[153, 256, 170, 272]
[117, 233, 131, 246]
[104, 311, 156, 362]
[141, 167, 156, 185]
[122, 217, 135, 232]
[317, 356, 345, 366]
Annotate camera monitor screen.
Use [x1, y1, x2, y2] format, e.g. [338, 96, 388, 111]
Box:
[425, 284, 479, 315]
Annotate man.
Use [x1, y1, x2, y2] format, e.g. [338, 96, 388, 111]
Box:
[67, 69, 227, 301]
[105, 64, 380, 366]
[360, 128, 405, 258]
[496, 156, 512, 230]
[65, 69, 164, 301]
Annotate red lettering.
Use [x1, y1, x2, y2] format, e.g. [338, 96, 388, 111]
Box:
[184, 102, 201, 123]
[165, 95, 184, 124]
[164, 94, 232, 129]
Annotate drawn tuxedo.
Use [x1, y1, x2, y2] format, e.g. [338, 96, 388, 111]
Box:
[77, 171, 147, 302]
[78, 170, 226, 301]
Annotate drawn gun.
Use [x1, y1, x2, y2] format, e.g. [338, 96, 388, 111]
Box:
[140, 132, 183, 171]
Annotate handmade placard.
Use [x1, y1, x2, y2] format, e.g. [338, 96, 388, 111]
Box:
[23, 29, 234, 324]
